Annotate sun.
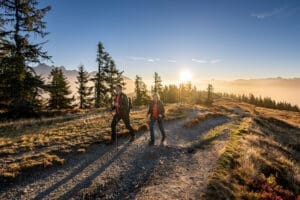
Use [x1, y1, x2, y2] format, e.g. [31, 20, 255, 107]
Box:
[179, 70, 192, 82]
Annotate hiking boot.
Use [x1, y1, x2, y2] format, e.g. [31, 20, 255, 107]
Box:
[129, 135, 135, 142]
[148, 140, 154, 146]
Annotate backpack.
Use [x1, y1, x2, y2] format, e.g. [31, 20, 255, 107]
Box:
[128, 97, 133, 111]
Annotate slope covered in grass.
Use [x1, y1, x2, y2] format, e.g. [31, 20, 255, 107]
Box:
[205, 101, 300, 199]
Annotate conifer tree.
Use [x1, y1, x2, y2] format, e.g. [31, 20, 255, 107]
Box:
[151, 72, 163, 96]
[134, 75, 150, 106]
[76, 65, 93, 109]
[93, 42, 126, 107]
[206, 84, 214, 105]
[105, 58, 125, 103]
[0, 0, 51, 115]
[48, 68, 73, 109]
[93, 42, 108, 108]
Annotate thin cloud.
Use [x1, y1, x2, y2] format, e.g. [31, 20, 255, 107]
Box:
[128, 56, 160, 62]
[192, 58, 208, 63]
[147, 58, 160, 62]
[167, 60, 177, 63]
[128, 56, 147, 61]
[192, 58, 221, 64]
[251, 6, 298, 19]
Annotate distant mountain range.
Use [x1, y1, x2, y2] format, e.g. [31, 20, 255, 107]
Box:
[33, 63, 135, 100]
[210, 77, 300, 88]
[33, 64, 299, 106]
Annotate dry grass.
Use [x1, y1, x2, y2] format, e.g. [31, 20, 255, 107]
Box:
[204, 108, 300, 200]
[0, 103, 192, 180]
[255, 106, 300, 128]
[164, 103, 195, 121]
[183, 112, 225, 128]
[214, 98, 300, 127]
[189, 121, 234, 151]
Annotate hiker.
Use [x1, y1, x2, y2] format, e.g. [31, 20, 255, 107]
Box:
[147, 93, 166, 145]
[110, 84, 135, 144]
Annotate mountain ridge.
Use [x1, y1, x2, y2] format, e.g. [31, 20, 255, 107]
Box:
[33, 63, 135, 100]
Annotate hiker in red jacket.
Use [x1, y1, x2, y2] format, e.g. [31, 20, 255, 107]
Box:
[110, 85, 135, 144]
[147, 93, 166, 145]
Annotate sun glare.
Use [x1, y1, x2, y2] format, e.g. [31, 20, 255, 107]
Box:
[179, 70, 192, 82]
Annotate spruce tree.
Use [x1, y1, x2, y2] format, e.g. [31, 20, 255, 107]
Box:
[134, 75, 150, 106]
[105, 57, 125, 103]
[151, 72, 163, 96]
[76, 65, 93, 109]
[179, 82, 192, 103]
[0, 0, 51, 115]
[93, 42, 108, 108]
[48, 68, 73, 109]
[92, 42, 125, 107]
[206, 84, 214, 105]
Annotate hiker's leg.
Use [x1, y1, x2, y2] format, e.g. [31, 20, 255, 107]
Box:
[149, 118, 156, 142]
[111, 114, 121, 141]
[122, 114, 134, 137]
[158, 119, 166, 138]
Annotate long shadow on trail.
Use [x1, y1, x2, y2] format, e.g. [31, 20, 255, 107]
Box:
[33, 141, 131, 200]
[0, 138, 125, 196]
[77, 145, 183, 200]
[72, 116, 233, 199]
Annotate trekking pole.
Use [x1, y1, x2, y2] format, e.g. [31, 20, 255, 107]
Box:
[116, 115, 118, 150]
[109, 111, 118, 150]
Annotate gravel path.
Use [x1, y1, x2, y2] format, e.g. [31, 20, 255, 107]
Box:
[0, 111, 232, 200]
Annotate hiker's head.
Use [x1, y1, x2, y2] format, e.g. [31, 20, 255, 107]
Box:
[152, 93, 160, 102]
[115, 85, 122, 94]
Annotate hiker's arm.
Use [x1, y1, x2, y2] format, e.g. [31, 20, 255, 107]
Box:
[111, 100, 116, 110]
[159, 102, 165, 118]
[161, 102, 165, 115]
[147, 104, 151, 118]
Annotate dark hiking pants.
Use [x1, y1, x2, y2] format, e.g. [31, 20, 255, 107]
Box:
[111, 113, 134, 141]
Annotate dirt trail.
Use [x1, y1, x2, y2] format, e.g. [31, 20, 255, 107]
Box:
[0, 110, 232, 200]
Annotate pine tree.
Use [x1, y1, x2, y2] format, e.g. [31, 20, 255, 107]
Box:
[160, 84, 179, 103]
[0, 0, 51, 116]
[93, 42, 108, 108]
[48, 68, 73, 109]
[206, 84, 214, 105]
[134, 75, 150, 106]
[104, 57, 125, 103]
[179, 82, 193, 103]
[76, 65, 93, 109]
[151, 72, 163, 96]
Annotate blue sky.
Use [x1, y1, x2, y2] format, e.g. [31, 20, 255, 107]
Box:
[40, 0, 300, 82]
